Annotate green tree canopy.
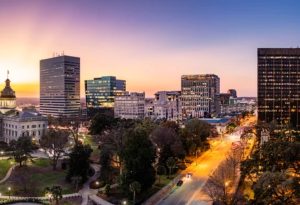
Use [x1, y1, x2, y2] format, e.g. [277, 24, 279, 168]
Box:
[66, 144, 93, 184]
[122, 125, 156, 192]
[10, 136, 34, 166]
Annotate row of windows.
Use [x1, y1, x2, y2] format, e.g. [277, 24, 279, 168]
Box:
[4, 123, 46, 129]
[5, 129, 45, 137]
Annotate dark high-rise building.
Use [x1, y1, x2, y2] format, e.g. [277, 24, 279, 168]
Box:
[40, 55, 80, 118]
[227, 89, 237, 98]
[258, 48, 300, 129]
[181, 74, 220, 119]
[85, 76, 126, 117]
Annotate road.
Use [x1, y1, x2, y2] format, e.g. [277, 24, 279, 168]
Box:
[158, 116, 256, 205]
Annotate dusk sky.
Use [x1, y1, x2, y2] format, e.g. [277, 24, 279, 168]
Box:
[0, 0, 300, 97]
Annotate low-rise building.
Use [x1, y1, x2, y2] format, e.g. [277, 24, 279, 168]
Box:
[2, 111, 48, 143]
[220, 96, 256, 115]
[0, 75, 48, 143]
[145, 98, 155, 118]
[201, 118, 231, 134]
[152, 91, 181, 121]
[114, 92, 145, 119]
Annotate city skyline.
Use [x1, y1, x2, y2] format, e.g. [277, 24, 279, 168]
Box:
[1, 0, 300, 97]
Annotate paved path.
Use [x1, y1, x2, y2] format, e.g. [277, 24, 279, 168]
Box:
[0, 163, 16, 184]
[79, 163, 101, 205]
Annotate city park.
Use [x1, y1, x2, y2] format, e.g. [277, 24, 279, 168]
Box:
[0, 113, 223, 205]
[0, 111, 298, 205]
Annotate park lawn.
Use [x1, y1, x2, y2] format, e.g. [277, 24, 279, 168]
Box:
[31, 158, 51, 167]
[155, 175, 172, 187]
[30, 170, 75, 195]
[0, 158, 76, 196]
[0, 159, 15, 179]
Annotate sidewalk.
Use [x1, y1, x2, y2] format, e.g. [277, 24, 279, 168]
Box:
[0, 164, 16, 184]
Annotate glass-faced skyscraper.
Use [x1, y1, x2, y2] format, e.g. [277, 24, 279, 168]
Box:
[40, 55, 80, 118]
[258, 48, 300, 129]
[85, 76, 126, 117]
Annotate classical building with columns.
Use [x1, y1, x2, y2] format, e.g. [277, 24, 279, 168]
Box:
[0, 75, 48, 143]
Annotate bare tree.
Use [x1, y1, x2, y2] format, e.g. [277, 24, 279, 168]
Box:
[204, 150, 242, 205]
[40, 128, 69, 170]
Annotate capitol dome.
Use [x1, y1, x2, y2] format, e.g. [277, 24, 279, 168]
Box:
[1, 78, 16, 98]
[0, 74, 16, 114]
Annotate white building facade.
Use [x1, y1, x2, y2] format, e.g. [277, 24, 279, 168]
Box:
[114, 92, 145, 119]
[2, 111, 48, 143]
[150, 91, 181, 121]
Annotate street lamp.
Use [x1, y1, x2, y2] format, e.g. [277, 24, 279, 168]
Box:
[46, 193, 53, 203]
[7, 187, 11, 199]
[122, 200, 127, 205]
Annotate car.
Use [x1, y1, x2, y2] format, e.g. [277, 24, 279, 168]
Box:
[186, 172, 193, 178]
[176, 180, 183, 186]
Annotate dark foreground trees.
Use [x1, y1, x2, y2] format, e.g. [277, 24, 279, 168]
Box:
[66, 143, 93, 184]
[253, 171, 300, 205]
[122, 125, 156, 192]
[240, 134, 300, 204]
[45, 185, 63, 205]
[10, 136, 34, 166]
[151, 126, 185, 165]
[180, 119, 211, 155]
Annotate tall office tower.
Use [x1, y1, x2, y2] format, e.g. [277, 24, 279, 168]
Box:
[181, 74, 220, 119]
[227, 89, 237, 98]
[40, 55, 80, 118]
[258, 48, 300, 129]
[85, 76, 126, 117]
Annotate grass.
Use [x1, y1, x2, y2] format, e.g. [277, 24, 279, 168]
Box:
[0, 159, 15, 180]
[0, 158, 76, 197]
[30, 170, 75, 195]
[31, 158, 51, 167]
[155, 175, 172, 187]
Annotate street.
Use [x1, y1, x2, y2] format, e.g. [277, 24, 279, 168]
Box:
[158, 116, 256, 205]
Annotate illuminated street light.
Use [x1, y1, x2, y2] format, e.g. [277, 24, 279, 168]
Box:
[225, 181, 230, 187]
[122, 200, 127, 205]
[8, 187, 11, 199]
